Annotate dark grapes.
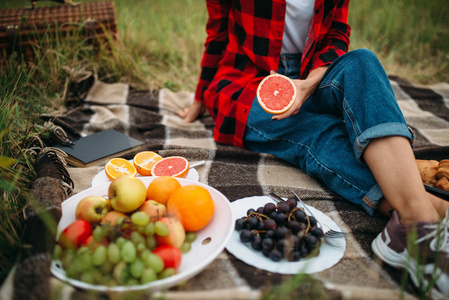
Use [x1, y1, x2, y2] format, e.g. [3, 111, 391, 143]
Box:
[240, 229, 253, 243]
[234, 199, 324, 262]
[286, 197, 298, 209]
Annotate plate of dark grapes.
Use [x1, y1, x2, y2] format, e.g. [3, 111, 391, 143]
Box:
[226, 196, 346, 274]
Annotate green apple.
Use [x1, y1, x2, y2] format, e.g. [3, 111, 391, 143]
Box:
[75, 195, 111, 224]
[108, 175, 147, 213]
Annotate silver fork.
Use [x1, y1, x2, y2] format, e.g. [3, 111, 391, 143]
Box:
[268, 192, 348, 238]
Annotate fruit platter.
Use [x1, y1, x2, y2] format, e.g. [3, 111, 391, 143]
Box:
[51, 176, 234, 292]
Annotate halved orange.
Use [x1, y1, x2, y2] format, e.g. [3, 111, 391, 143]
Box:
[133, 151, 163, 176]
[104, 158, 137, 181]
[151, 156, 189, 178]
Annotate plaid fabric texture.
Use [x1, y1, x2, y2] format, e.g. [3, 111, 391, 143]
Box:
[35, 74, 449, 299]
[195, 0, 350, 148]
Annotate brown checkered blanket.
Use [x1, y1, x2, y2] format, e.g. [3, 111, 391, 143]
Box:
[5, 74, 449, 299]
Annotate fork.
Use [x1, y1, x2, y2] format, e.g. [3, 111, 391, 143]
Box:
[268, 192, 348, 238]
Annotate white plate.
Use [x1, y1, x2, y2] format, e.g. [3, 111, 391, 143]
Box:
[51, 177, 234, 292]
[226, 196, 346, 274]
[91, 160, 200, 187]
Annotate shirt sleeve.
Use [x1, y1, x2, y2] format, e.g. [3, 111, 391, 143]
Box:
[309, 0, 351, 72]
[194, 0, 232, 103]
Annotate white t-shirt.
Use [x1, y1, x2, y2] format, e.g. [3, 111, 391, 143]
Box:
[281, 0, 316, 54]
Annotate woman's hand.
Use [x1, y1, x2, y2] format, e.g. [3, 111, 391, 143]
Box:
[272, 66, 328, 120]
[177, 100, 206, 123]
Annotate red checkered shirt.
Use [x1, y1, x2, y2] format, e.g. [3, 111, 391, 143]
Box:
[195, 0, 351, 148]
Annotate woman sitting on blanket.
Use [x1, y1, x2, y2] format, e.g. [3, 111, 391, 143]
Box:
[177, 0, 449, 297]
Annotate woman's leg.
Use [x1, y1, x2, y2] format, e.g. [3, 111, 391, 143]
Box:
[364, 136, 449, 223]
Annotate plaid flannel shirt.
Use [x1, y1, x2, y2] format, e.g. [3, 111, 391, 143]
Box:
[195, 0, 351, 148]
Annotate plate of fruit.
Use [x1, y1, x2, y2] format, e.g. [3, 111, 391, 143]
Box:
[51, 175, 234, 292]
[91, 152, 201, 187]
[226, 196, 346, 274]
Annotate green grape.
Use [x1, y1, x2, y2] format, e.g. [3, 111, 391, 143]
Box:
[121, 241, 137, 263]
[100, 259, 113, 275]
[137, 225, 146, 234]
[141, 268, 157, 284]
[105, 278, 119, 287]
[144, 222, 155, 236]
[143, 252, 164, 274]
[136, 242, 146, 253]
[131, 211, 150, 226]
[158, 267, 176, 279]
[76, 246, 90, 256]
[129, 258, 145, 279]
[185, 232, 197, 243]
[113, 261, 129, 285]
[92, 226, 104, 242]
[80, 269, 99, 284]
[179, 241, 192, 254]
[127, 278, 139, 286]
[92, 245, 107, 266]
[146, 235, 157, 250]
[107, 243, 121, 264]
[154, 221, 169, 237]
[79, 250, 93, 271]
[61, 249, 75, 270]
[53, 244, 63, 260]
[140, 249, 151, 261]
[116, 236, 127, 248]
[130, 231, 145, 245]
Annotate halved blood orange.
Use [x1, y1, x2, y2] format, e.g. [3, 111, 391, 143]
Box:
[256, 74, 297, 114]
[104, 158, 137, 181]
[151, 156, 189, 178]
[133, 151, 163, 176]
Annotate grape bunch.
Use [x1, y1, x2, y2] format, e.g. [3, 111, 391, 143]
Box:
[234, 197, 324, 262]
[53, 212, 196, 286]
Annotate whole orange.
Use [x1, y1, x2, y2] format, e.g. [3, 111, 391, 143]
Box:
[167, 185, 215, 232]
[146, 176, 181, 205]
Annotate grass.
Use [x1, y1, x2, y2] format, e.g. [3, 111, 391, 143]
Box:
[0, 0, 448, 296]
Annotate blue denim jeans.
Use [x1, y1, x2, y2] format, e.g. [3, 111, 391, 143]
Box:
[243, 49, 414, 216]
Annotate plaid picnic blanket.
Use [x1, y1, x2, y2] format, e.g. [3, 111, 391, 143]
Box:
[11, 73, 449, 299]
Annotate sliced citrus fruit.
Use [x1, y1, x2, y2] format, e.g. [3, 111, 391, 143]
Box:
[133, 151, 163, 176]
[256, 73, 297, 114]
[146, 176, 181, 205]
[151, 156, 189, 178]
[104, 158, 137, 181]
[167, 185, 215, 232]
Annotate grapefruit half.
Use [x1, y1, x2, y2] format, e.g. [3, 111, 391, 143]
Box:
[256, 74, 297, 114]
[151, 156, 189, 178]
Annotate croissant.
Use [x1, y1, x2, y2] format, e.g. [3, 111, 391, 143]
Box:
[435, 160, 449, 191]
[416, 159, 439, 185]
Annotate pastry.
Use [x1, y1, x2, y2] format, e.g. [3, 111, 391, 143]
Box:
[416, 159, 439, 185]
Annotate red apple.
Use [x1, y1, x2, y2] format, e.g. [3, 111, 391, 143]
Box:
[155, 217, 186, 248]
[140, 200, 167, 222]
[58, 219, 92, 249]
[101, 210, 128, 225]
[75, 195, 111, 224]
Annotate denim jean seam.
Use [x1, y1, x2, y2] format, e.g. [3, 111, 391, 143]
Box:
[246, 123, 369, 197]
[342, 99, 362, 137]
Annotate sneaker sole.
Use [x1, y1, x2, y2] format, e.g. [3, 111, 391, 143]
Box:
[372, 232, 446, 300]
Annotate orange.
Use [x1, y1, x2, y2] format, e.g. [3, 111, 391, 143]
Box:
[146, 176, 181, 205]
[133, 151, 163, 176]
[151, 156, 189, 178]
[104, 158, 137, 181]
[167, 185, 215, 232]
[256, 74, 297, 114]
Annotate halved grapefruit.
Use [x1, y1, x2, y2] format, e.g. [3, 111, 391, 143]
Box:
[151, 156, 189, 178]
[256, 74, 297, 114]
